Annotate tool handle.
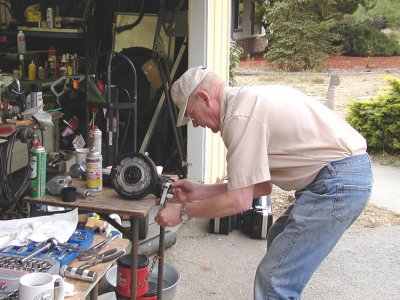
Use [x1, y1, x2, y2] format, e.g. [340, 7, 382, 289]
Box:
[56, 241, 102, 258]
[18, 242, 51, 264]
[78, 235, 118, 260]
[60, 265, 97, 282]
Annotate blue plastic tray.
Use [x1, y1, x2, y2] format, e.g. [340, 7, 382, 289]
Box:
[0, 228, 94, 266]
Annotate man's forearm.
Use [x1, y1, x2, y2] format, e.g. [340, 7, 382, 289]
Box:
[196, 182, 228, 199]
[185, 186, 254, 219]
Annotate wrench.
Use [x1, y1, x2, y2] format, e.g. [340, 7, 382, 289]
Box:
[46, 238, 102, 258]
[18, 241, 53, 264]
[78, 235, 119, 260]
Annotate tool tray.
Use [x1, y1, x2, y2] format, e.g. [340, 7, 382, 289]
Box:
[0, 228, 94, 266]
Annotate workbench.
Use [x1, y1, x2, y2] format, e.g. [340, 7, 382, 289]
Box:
[67, 236, 130, 300]
[23, 179, 161, 300]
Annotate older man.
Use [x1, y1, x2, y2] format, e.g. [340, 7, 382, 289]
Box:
[155, 66, 373, 299]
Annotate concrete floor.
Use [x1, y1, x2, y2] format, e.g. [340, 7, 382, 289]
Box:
[100, 159, 400, 299]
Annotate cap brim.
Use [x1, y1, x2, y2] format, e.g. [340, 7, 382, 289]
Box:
[176, 100, 191, 127]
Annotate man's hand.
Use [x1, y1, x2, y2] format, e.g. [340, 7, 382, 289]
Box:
[155, 203, 181, 227]
[170, 179, 202, 202]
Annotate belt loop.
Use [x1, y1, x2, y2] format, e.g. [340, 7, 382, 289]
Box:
[326, 163, 336, 176]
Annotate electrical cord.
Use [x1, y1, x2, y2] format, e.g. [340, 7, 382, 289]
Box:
[0, 126, 33, 216]
[118, 87, 132, 155]
[115, 0, 145, 33]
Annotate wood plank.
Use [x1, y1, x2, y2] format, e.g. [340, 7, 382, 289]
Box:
[65, 236, 129, 300]
[24, 179, 158, 218]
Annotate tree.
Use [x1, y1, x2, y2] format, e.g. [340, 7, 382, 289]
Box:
[261, 0, 377, 71]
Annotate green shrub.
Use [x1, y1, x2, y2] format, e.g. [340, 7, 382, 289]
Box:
[346, 76, 400, 152]
[229, 41, 243, 86]
[332, 23, 400, 56]
[264, 18, 339, 72]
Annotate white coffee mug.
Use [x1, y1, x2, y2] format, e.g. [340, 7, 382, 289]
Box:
[19, 272, 65, 300]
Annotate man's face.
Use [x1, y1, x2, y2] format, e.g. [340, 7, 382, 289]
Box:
[185, 93, 219, 133]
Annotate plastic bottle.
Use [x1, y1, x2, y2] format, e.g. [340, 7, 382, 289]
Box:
[59, 54, 68, 76]
[18, 54, 25, 79]
[48, 46, 57, 61]
[28, 60, 37, 80]
[30, 83, 43, 107]
[38, 66, 47, 80]
[67, 64, 73, 76]
[48, 46, 57, 79]
[47, 7, 54, 29]
[17, 31, 26, 54]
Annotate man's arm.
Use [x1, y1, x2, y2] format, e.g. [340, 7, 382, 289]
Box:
[253, 181, 273, 198]
[186, 181, 272, 218]
[155, 181, 272, 227]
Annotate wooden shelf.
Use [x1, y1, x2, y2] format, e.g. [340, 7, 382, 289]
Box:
[17, 26, 83, 39]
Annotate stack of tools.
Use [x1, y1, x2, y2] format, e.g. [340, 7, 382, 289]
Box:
[0, 229, 94, 266]
[0, 229, 94, 298]
[61, 235, 125, 282]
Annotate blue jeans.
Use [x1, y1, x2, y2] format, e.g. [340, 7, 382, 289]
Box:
[254, 153, 373, 300]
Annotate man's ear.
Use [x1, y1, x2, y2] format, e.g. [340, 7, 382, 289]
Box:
[197, 90, 210, 106]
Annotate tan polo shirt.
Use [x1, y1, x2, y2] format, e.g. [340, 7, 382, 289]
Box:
[220, 85, 367, 191]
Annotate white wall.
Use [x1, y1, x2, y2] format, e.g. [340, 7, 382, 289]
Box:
[187, 0, 231, 184]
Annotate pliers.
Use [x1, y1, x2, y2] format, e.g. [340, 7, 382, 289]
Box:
[77, 248, 126, 270]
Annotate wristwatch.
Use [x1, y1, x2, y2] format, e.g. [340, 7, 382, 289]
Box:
[179, 204, 190, 221]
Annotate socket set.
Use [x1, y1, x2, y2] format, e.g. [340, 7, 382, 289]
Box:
[0, 253, 60, 299]
[0, 228, 94, 266]
[0, 228, 94, 299]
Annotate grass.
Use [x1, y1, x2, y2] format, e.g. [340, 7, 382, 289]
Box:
[255, 74, 327, 85]
[369, 151, 400, 168]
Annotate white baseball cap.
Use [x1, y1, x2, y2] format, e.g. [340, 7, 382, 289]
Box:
[171, 66, 210, 126]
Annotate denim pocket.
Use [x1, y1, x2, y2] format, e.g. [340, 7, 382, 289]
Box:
[331, 184, 372, 222]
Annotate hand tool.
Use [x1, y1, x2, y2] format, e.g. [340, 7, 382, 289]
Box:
[60, 265, 97, 282]
[78, 235, 119, 260]
[17, 241, 53, 264]
[77, 249, 126, 270]
[45, 238, 102, 258]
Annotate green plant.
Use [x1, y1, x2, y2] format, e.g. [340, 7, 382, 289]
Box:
[351, 0, 400, 29]
[229, 41, 243, 86]
[262, 1, 342, 71]
[346, 76, 400, 152]
[332, 23, 400, 56]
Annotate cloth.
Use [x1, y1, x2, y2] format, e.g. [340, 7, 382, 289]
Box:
[0, 208, 78, 248]
[64, 281, 78, 297]
[254, 153, 373, 299]
[220, 85, 367, 191]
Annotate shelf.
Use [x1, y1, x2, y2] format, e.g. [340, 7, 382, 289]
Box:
[17, 26, 83, 39]
[0, 27, 83, 39]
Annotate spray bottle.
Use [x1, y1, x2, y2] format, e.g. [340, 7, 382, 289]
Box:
[29, 138, 47, 198]
[17, 30, 26, 54]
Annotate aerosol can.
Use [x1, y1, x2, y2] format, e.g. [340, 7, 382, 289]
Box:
[86, 149, 102, 191]
[29, 140, 47, 198]
[89, 126, 102, 154]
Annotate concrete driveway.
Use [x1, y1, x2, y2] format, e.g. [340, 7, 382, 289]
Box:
[164, 160, 400, 299]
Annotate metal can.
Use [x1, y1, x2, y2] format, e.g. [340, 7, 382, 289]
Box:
[30, 83, 43, 108]
[89, 126, 102, 154]
[86, 150, 102, 191]
[29, 141, 47, 198]
[46, 7, 54, 29]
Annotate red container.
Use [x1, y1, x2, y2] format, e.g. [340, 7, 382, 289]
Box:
[116, 254, 149, 298]
[137, 282, 157, 300]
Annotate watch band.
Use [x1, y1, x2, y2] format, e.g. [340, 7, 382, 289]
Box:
[180, 203, 190, 221]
